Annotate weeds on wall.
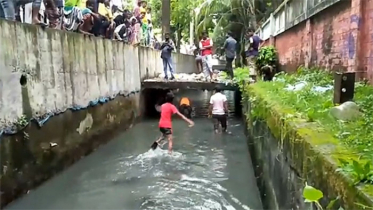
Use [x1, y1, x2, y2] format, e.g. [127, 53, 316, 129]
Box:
[15, 115, 28, 130]
[255, 45, 278, 69]
[220, 67, 251, 91]
[337, 159, 373, 185]
[252, 67, 373, 159]
[241, 66, 373, 186]
[303, 183, 344, 210]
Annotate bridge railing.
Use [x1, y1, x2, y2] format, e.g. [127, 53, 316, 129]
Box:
[256, 0, 342, 41]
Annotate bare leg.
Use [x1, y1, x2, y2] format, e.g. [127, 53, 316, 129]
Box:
[167, 134, 173, 154]
[32, 0, 41, 24]
[156, 134, 164, 143]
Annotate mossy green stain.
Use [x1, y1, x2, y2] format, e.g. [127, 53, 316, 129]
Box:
[243, 82, 373, 209]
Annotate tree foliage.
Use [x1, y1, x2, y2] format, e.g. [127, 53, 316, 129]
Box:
[195, 0, 284, 63]
[150, 0, 162, 29]
[150, 0, 203, 49]
[149, 0, 283, 53]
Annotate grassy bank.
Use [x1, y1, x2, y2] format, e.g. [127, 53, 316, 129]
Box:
[248, 68, 372, 159]
[237, 66, 373, 187]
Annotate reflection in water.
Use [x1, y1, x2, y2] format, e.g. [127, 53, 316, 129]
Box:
[5, 90, 262, 210]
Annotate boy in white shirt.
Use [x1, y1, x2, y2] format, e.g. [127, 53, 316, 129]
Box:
[208, 86, 228, 133]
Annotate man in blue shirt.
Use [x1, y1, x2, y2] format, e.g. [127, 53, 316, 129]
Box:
[222, 32, 237, 79]
[160, 33, 175, 80]
[245, 29, 262, 76]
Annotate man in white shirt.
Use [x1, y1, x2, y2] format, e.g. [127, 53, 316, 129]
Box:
[208, 86, 228, 133]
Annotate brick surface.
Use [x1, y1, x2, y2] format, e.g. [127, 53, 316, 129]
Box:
[266, 0, 373, 82]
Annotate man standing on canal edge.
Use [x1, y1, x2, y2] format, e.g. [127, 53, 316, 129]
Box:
[161, 32, 175, 80]
[222, 32, 237, 79]
[245, 28, 262, 76]
[199, 31, 214, 81]
[208, 86, 228, 133]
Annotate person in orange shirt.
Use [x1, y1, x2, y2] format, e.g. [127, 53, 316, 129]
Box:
[179, 97, 192, 119]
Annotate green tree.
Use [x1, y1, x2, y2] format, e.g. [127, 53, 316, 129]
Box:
[150, 0, 203, 52]
[195, 0, 284, 65]
[150, 0, 162, 28]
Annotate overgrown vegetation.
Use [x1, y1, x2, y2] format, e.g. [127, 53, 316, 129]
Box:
[337, 159, 373, 185]
[241, 66, 373, 185]
[255, 46, 277, 69]
[255, 46, 278, 80]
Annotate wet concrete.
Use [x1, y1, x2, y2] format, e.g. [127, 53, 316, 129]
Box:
[5, 90, 262, 209]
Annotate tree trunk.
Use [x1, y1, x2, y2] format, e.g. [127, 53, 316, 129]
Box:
[176, 25, 182, 53]
[161, 0, 171, 39]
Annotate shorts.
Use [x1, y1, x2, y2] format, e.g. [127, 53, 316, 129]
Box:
[159, 127, 172, 136]
[212, 114, 227, 131]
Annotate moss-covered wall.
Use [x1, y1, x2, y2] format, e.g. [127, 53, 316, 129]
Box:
[243, 84, 373, 209]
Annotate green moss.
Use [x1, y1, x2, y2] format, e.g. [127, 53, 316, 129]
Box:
[242, 71, 373, 208]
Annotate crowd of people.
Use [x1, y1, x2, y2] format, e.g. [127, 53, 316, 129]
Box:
[0, 0, 262, 82]
[0, 0, 159, 47]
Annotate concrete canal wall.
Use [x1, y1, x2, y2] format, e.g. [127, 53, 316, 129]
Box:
[0, 19, 198, 207]
[243, 84, 373, 210]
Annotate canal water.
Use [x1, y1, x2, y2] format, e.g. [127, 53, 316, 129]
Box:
[5, 90, 262, 210]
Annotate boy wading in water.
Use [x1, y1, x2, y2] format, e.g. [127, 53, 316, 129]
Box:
[152, 92, 194, 154]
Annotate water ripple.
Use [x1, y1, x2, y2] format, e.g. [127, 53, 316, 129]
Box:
[109, 147, 252, 210]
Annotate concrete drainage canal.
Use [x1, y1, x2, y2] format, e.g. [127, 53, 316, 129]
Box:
[3, 89, 264, 210]
[4, 88, 353, 210]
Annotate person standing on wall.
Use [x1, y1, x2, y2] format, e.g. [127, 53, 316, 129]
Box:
[222, 31, 237, 79]
[208, 86, 229, 134]
[199, 31, 214, 81]
[160, 32, 176, 80]
[245, 28, 263, 76]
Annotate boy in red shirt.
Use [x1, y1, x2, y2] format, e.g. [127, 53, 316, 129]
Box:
[151, 92, 194, 154]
